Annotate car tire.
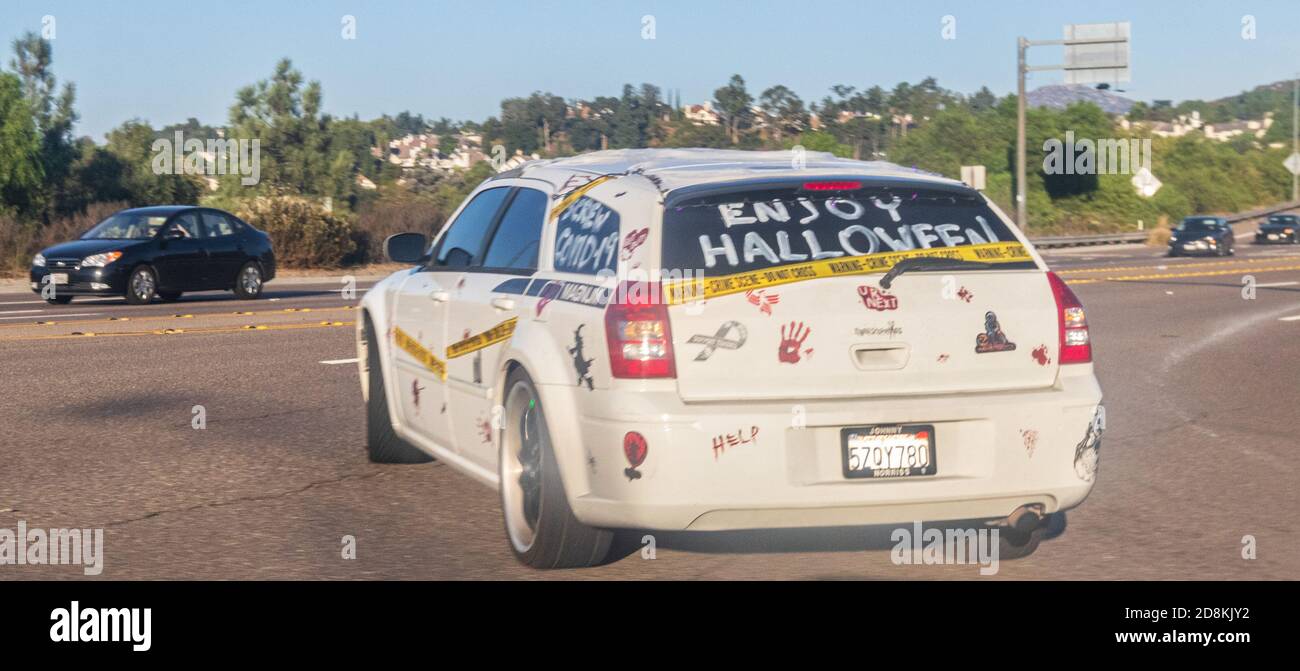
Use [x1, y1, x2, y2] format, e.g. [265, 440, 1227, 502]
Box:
[363, 315, 434, 465]
[500, 367, 614, 569]
[158, 291, 183, 302]
[44, 295, 73, 305]
[124, 265, 158, 305]
[233, 262, 264, 299]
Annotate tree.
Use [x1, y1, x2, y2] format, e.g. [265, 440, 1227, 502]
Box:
[714, 74, 753, 144]
[758, 85, 808, 142]
[0, 72, 43, 216]
[10, 32, 78, 217]
[226, 58, 330, 197]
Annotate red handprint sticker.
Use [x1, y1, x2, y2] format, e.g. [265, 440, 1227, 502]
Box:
[778, 321, 810, 364]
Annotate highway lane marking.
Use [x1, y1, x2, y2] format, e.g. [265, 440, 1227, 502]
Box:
[0, 301, 44, 306]
[0, 312, 100, 320]
[0, 305, 356, 328]
[1279, 315, 1300, 321]
[0, 309, 43, 315]
[0, 320, 355, 342]
[1065, 263, 1300, 285]
[320, 357, 360, 365]
[1255, 281, 1299, 287]
[1056, 255, 1300, 275]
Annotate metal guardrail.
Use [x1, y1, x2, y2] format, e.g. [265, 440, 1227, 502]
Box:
[1027, 200, 1300, 249]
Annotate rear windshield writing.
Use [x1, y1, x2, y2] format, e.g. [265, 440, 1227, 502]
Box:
[553, 195, 619, 275]
[662, 187, 1015, 276]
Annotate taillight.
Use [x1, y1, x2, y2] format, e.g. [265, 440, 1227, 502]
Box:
[1046, 271, 1091, 364]
[802, 180, 862, 191]
[604, 282, 676, 378]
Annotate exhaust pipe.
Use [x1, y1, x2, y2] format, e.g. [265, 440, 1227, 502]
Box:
[1004, 504, 1045, 534]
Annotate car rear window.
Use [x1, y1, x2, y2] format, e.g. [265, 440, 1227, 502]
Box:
[662, 185, 1022, 277]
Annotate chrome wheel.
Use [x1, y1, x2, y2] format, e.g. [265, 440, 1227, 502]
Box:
[239, 265, 262, 294]
[501, 382, 543, 553]
[131, 268, 155, 302]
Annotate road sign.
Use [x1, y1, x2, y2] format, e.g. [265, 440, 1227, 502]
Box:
[960, 165, 986, 191]
[1284, 152, 1300, 176]
[1132, 167, 1161, 198]
[1063, 22, 1131, 85]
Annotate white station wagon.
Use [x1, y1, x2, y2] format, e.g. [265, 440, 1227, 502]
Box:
[357, 149, 1104, 568]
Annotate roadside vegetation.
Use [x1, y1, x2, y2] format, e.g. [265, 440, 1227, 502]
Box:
[0, 31, 1294, 276]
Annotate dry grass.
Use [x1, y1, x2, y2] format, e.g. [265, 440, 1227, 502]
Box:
[0, 203, 128, 277]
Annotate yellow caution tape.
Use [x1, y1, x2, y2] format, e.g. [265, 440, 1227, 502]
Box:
[446, 317, 518, 359]
[662, 241, 1031, 304]
[393, 326, 447, 380]
[549, 175, 614, 220]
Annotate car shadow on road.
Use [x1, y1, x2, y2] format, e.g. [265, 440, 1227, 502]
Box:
[619, 514, 1067, 556]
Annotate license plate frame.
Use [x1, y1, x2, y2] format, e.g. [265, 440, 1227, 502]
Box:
[840, 424, 937, 479]
[48, 273, 69, 285]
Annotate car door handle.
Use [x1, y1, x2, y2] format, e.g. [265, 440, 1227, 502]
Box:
[490, 297, 516, 311]
[429, 290, 450, 303]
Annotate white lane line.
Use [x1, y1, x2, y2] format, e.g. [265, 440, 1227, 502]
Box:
[1279, 315, 1300, 322]
[1256, 281, 1299, 288]
[320, 357, 359, 365]
[0, 309, 43, 315]
[0, 312, 101, 320]
[0, 301, 44, 306]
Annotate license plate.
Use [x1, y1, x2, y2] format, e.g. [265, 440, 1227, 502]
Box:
[841, 424, 936, 479]
[1268, 234, 1279, 240]
[48, 273, 69, 285]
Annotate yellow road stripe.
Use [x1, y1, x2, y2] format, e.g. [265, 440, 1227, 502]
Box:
[393, 326, 446, 380]
[0, 305, 356, 329]
[1057, 255, 1300, 276]
[446, 317, 518, 359]
[1066, 264, 1300, 285]
[0, 320, 355, 342]
[662, 241, 1030, 304]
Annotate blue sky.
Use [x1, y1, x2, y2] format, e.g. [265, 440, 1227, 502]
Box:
[1, 0, 1297, 140]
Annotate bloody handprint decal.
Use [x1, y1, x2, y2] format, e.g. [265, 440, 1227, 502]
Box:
[778, 321, 811, 364]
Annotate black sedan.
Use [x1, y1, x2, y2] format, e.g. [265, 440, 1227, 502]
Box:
[29, 205, 276, 305]
[1254, 214, 1300, 244]
[1168, 216, 1235, 257]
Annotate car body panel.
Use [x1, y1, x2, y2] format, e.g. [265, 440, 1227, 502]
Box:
[357, 149, 1104, 531]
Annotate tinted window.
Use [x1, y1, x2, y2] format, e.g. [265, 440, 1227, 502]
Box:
[434, 188, 510, 267]
[662, 185, 1019, 277]
[170, 212, 202, 238]
[482, 188, 547, 270]
[202, 211, 237, 237]
[553, 195, 620, 275]
[81, 212, 169, 239]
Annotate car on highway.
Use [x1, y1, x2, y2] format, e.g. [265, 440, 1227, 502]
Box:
[30, 205, 276, 305]
[1254, 213, 1300, 244]
[1167, 215, 1235, 256]
[355, 149, 1105, 568]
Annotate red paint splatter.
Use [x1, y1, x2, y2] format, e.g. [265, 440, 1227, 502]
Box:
[1021, 429, 1039, 458]
[746, 289, 781, 316]
[477, 416, 493, 443]
[957, 287, 973, 303]
[1032, 345, 1052, 366]
[937, 354, 949, 363]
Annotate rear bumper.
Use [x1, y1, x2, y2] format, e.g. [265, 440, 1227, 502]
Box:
[1254, 231, 1298, 243]
[543, 368, 1103, 531]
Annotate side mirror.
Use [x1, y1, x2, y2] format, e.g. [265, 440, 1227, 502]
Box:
[385, 232, 429, 264]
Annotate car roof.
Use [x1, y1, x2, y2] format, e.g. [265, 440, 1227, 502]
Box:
[504, 148, 968, 197]
[119, 205, 200, 217]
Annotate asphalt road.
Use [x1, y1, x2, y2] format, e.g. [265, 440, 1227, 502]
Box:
[2, 234, 1298, 580]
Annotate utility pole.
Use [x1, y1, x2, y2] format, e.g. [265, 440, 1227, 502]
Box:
[1293, 75, 1298, 202]
[1015, 24, 1130, 231]
[1016, 38, 1028, 231]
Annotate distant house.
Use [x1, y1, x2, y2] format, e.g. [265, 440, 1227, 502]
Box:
[387, 133, 442, 169]
[1123, 110, 1274, 142]
[1203, 113, 1273, 142]
[684, 102, 721, 125]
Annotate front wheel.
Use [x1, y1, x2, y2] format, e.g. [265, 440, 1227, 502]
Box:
[500, 368, 613, 569]
[125, 266, 158, 305]
[233, 262, 264, 299]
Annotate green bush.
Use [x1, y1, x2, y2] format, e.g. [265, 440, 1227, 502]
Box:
[235, 196, 357, 268]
